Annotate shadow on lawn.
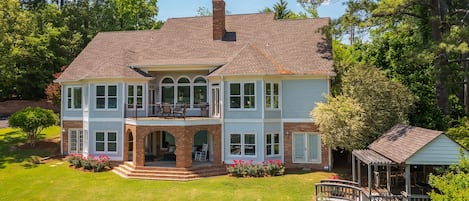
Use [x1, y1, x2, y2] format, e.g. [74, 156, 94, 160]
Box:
[0, 130, 58, 169]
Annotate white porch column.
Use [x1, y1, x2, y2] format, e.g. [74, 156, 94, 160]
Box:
[405, 164, 411, 196]
[386, 164, 391, 192]
[358, 160, 362, 186]
[368, 164, 372, 196]
[352, 154, 356, 182]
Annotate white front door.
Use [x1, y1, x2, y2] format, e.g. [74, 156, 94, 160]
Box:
[292, 133, 321, 163]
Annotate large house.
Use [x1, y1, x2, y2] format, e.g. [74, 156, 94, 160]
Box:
[56, 0, 334, 178]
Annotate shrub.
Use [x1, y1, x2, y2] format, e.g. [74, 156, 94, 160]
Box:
[227, 160, 285, 177]
[8, 107, 57, 147]
[67, 154, 111, 172]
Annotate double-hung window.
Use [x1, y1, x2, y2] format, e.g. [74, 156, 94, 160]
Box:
[229, 82, 255, 109]
[229, 133, 256, 156]
[265, 133, 280, 156]
[69, 129, 83, 154]
[96, 85, 117, 109]
[127, 85, 143, 109]
[265, 82, 279, 109]
[95, 131, 117, 153]
[67, 87, 82, 109]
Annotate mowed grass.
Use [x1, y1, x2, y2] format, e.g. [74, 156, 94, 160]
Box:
[0, 127, 333, 201]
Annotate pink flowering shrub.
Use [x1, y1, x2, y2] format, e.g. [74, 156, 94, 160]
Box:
[227, 159, 285, 177]
[66, 154, 111, 172]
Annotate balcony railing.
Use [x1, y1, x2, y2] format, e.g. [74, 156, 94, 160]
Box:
[124, 103, 210, 118]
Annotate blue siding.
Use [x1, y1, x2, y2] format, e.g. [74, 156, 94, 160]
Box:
[223, 81, 262, 119]
[88, 83, 124, 118]
[88, 121, 124, 160]
[282, 79, 328, 119]
[223, 122, 263, 163]
[264, 110, 281, 119]
[407, 135, 469, 165]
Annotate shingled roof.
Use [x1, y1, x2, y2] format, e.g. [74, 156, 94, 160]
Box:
[57, 13, 334, 82]
[368, 124, 443, 164]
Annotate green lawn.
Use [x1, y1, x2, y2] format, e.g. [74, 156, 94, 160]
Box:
[0, 127, 333, 201]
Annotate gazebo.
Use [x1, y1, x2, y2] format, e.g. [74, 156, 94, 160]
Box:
[351, 124, 469, 200]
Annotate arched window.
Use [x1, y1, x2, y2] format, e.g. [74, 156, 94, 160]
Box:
[193, 77, 207, 107]
[177, 77, 190, 104]
[161, 77, 175, 104]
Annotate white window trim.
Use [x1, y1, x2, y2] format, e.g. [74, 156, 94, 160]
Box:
[127, 84, 144, 110]
[159, 76, 208, 109]
[66, 86, 83, 110]
[95, 84, 118, 110]
[68, 128, 83, 154]
[228, 81, 257, 111]
[292, 132, 321, 164]
[94, 131, 118, 153]
[265, 132, 280, 157]
[229, 133, 257, 157]
[265, 82, 280, 110]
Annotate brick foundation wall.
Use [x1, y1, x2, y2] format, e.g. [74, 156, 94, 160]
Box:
[125, 124, 222, 168]
[62, 121, 83, 155]
[284, 122, 330, 170]
[0, 99, 59, 116]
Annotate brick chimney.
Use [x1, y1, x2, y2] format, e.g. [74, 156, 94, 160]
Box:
[212, 0, 226, 40]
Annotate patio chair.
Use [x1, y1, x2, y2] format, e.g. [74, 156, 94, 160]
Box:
[194, 144, 208, 161]
[161, 102, 172, 117]
[173, 103, 186, 119]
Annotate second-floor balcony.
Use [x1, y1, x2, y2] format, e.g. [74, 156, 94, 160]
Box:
[124, 102, 214, 119]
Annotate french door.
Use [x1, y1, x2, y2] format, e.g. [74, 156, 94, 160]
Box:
[69, 129, 83, 154]
[292, 133, 321, 163]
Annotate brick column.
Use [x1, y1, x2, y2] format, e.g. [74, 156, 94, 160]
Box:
[135, 127, 145, 166]
[210, 125, 222, 165]
[175, 128, 193, 168]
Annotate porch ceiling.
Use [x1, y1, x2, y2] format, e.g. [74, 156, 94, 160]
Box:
[353, 149, 394, 165]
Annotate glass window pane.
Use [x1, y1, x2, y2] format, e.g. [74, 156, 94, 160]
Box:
[194, 77, 206, 83]
[245, 134, 255, 144]
[230, 145, 241, 155]
[177, 86, 190, 104]
[294, 134, 305, 161]
[274, 144, 279, 155]
[230, 134, 241, 144]
[108, 143, 117, 152]
[74, 88, 82, 108]
[67, 99, 72, 109]
[67, 88, 72, 98]
[96, 98, 105, 109]
[274, 134, 279, 143]
[230, 97, 241, 108]
[194, 86, 207, 104]
[162, 86, 174, 104]
[266, 145, 272, 155]
[96, 142, 105, 152]
[265, 96, 271, 108]
[244, 145, 255, 155]
[108, 85, 117, 96]
[244, 96, 255, 108]
[162, 78, 174, 83]
[127, 98, 134, 108]
[230, 83, 240, 95]
[273, 96, 279, 108]
[266, 134, 272, 144]
[96, 86, 105, 96]
[265, 83, 271, 95]
[136, 85, 142, 96]
[128, 85, 134, 97]
[244, 83, 255, 95]
[108, 132, 117, 141]
[108, 98, 117, 109]
[96, 132, 105, 141]
[137, 98, 143, 108]
[178, 78, 190, 83]
[308, 134, 319, 160]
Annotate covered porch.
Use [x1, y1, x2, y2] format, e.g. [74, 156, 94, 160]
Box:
[123, 117, 222, 169]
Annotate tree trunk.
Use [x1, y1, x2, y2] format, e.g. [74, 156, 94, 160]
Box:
[431, 0, 449, 114]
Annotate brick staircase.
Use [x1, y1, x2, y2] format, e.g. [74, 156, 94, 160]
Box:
[112, 162, 227, 181]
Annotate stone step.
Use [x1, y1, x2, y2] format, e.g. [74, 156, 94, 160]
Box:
[112, 163, 227, 181]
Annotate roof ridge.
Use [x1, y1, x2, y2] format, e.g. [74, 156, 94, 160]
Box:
[250, 44, 294, 75]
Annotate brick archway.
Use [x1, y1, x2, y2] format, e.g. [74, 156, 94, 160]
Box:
[124, 124, 221, 168]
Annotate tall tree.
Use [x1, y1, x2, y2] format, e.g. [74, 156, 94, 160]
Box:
[312, 65, 415, 150]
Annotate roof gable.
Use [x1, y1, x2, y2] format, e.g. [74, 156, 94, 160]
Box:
[368, 124, 442, 164]
[406, 134, 469, 165]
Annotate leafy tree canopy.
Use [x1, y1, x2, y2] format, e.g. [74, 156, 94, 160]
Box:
[8, 107, 58, 147]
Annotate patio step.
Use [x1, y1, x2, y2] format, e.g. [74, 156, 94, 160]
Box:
[112, 162, 227, 181]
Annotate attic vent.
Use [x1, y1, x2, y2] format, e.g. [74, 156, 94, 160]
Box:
[222, 32, 236, 42]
